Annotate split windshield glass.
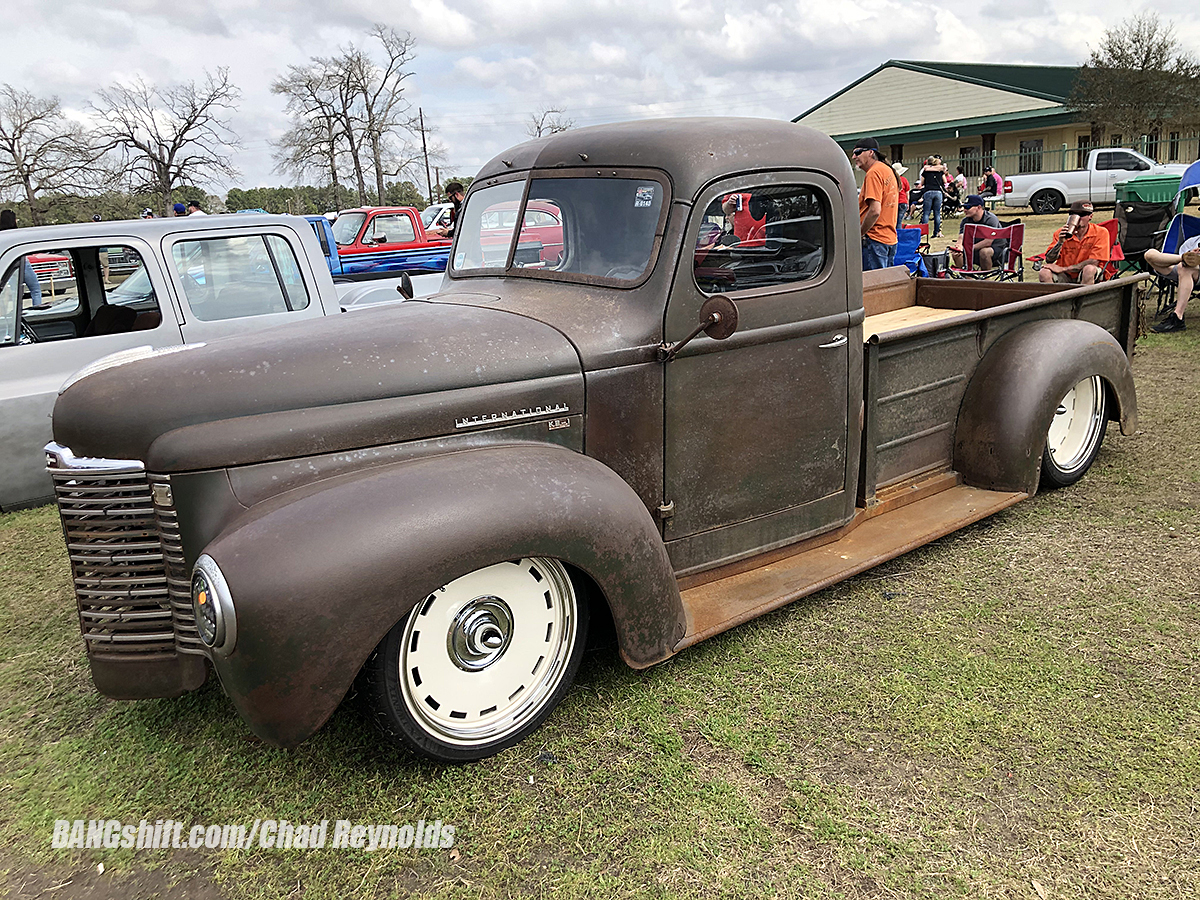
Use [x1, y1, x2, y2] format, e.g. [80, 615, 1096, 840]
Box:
[450, 175, 666, 283]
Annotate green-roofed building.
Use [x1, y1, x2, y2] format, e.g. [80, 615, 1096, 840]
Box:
[793, 60, 1185, 182]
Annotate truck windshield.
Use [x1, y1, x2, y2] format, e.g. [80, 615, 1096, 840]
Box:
[451, 176, 666, 282]
[331, 213, 366, 246]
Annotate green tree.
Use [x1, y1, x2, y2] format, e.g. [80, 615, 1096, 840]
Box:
[383, 180, 426, 208]
[1068, 13, 1200, 145]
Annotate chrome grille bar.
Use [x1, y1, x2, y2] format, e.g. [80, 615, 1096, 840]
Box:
[47, 443, 203, 658]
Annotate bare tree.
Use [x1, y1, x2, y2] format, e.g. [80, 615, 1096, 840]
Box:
[1068, 13, 1200, 146]
[272, 64, 345, 199]
[274, 26, 423, 206]
[345, 26, 419, 202]
[525, 106, 575, 139]
[0, 85, 99, 225]
[92, 70, 241, 216]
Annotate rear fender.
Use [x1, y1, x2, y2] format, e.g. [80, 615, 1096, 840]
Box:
[953, 319, 1137, 495]
[202, 443, 681, 747]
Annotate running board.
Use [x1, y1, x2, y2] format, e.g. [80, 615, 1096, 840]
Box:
[675, 484, 1027, 650]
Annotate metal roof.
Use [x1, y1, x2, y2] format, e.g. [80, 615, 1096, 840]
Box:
[794, 60, 1081, 123]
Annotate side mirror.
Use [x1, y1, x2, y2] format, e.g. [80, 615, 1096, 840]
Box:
[373, 233, 387, 243]
[396, 271, 414, 300]
[658, 295, 738, 362]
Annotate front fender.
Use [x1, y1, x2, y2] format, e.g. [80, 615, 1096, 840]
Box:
[954, 318, 1137, 495]
[202, 443, 682, 747]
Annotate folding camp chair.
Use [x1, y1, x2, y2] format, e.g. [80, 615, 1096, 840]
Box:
[946, 222, 1024, 281]
[894, 225, 928, 276]
[1116, 200, 1174, 275]
[1148, 212, 1200, 316]
[1028, 218, 1120, 282]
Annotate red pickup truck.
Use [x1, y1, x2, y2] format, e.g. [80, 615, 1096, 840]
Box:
[330, 206, 451, 277]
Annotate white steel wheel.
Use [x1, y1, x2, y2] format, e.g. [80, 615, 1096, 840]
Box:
[1041, 375, 1108, 488]
[364, 558, 588, 762]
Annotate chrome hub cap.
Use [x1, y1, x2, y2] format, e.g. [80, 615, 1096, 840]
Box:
[447, 597, 513, 671]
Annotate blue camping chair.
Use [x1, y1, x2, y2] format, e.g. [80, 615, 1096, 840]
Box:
[1151, 211, 1200, 316]
[895, 225, 928, 276]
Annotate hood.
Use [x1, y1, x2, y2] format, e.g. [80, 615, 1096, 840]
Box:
[53, 301, 584, 471]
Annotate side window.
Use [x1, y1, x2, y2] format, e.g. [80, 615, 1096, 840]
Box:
[172, 235, 310, 322]
[10, 245, 160, 341]
[371, 215, 416, 243]
[0, 262, 18, 345]
[1094, 152, 1112, 171]
[693, 185, 827, 294]
[1109, 152, 1138, 170]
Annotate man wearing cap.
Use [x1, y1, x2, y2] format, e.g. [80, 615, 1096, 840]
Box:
[979, 166, 1002, 198]
[852, 138, 898, 271]
[187, 200, 207, 216]
[1037, 201, 1109, 285]
[947, 195, 1007, 271]
[173, 202, 187, 217]
[893, 162, 910, 227]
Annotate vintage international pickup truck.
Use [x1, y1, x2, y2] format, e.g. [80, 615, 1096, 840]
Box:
[46, 119, 1140, 762]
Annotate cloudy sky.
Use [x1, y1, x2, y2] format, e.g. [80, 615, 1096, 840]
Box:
[7, 0, 1200, 197]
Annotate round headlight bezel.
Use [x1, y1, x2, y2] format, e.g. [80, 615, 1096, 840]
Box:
[191, 555, 236, 656]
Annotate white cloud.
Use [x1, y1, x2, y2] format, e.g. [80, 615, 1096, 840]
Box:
[4, 0, 1200, 189]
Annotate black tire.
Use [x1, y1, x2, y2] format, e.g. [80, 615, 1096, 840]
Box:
[1030, 190, 1063, 216]
[361, 557, 589, 762]
[1040, 375, 1108, 488]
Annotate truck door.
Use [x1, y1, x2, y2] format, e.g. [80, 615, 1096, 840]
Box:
[165, 229, 327, 343]
[662, 173, 856, 571]
[1094, 150, 1151, 203]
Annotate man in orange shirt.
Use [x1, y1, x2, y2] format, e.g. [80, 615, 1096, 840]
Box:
[853, 137, 898, 271]
[1037, 201, 1109, 284]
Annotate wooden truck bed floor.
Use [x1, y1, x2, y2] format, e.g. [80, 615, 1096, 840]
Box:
[864, 305, 967, 335]
[675, 482, 1026, 651]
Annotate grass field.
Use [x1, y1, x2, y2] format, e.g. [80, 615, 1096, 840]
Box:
[1, 309, 1197, 899]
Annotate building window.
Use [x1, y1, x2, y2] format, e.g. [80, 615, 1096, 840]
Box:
[890, 144, 903, 166]
[1019, 139, 1043, 174]
[1145, 130, 1160, 162]
[1169, 132, 1181, 162]
[959, 147, 981, 177]
[1076, 135, 1093, 169]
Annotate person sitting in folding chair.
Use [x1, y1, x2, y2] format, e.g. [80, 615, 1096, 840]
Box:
[1142, 238, 1199, 332]
[947, 195, 1007, 271]
[1037, 201, 1109, 285]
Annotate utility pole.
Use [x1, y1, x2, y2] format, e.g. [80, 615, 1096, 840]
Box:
[434, 167, 441, 201]
[419, 108, 433, 205]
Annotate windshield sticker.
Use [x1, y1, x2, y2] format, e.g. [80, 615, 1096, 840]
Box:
[634, 185, 656, 208]
[454, 252, 465, 268]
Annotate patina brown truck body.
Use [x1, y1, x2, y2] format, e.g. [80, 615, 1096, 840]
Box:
[46, 119, 1139, 761]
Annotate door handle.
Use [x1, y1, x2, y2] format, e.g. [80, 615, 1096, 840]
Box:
[818, 333, 848, 348]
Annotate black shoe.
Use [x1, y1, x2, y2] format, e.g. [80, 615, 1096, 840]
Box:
[1152, 313, 1186, 332]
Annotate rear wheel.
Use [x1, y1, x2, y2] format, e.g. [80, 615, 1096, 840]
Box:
[1041, 375, 1108, 488]
[1030, 190, 1063, 216]
[363, 557, 588, 762]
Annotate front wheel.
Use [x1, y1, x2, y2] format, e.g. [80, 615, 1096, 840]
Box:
[1041, 375, 1108, 488]
[1030, 189, 1063, 216]
[362, 557, 589, 762]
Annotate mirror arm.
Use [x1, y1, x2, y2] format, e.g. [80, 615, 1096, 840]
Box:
[658, 312, 722, 363]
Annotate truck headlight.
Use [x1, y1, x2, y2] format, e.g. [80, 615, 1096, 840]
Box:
[191, 555, 236, 656]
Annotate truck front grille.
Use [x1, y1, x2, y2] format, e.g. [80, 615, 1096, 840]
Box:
[47, 444, 203, 658]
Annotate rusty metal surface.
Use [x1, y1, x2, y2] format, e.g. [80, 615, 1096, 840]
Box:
[53, 301, 584, 468]
[676, 483, 1027, 649]
[954, 318, 1137, 495]
[204, 443, 683, 747]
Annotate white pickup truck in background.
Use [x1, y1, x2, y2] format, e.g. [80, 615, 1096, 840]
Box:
[0, 214, 440, 512]
[1004, 148, 1189, 214]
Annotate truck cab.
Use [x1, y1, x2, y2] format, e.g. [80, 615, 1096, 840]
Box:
[330, 206, 451, 275]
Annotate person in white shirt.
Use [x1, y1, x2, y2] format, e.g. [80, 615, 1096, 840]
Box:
[1144, 236, 1199, 331]
[186, 201, 208, 216]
